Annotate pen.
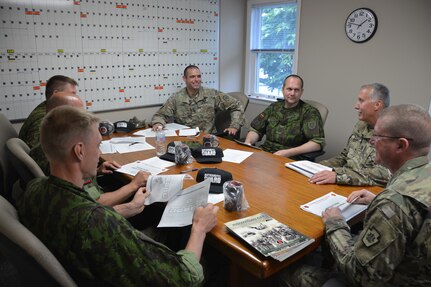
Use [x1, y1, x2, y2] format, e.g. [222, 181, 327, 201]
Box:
[339, 196, 360, 211]
[129, 142, 140, 146]
[180, 168, 199, 174]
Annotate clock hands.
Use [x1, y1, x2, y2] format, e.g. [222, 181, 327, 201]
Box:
[358, 19, 368, 28]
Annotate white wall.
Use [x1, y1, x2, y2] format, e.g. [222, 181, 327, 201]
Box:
[297, 0, 431, 158]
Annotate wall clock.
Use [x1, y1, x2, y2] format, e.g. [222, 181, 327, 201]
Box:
[345, 8, 378, 43]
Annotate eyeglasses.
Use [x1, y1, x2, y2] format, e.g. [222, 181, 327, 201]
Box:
[370, 134, 414, 143]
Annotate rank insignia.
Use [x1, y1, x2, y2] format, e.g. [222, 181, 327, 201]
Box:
[307, 120, 317, 130]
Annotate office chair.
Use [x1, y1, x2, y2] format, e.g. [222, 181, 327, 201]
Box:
[214, 92, 249, 140]
[0, 113, 19, 201]
[0, 194, 78, 287]
[301, 99, 329, 161]
[5, 138, 45, 201]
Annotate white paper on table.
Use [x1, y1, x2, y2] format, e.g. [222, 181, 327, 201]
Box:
[178, 127, 200, 136]
[164, 123, 190, 130]
[208, 193, 224, 205]
[115, 157, 175, 176]
[109, 136, 147, 144]
[300, 192, 368, 221]
[157, 179, 210, 227]
[114, 142, 154, 154]
[144, 174, 186, 205]
[99, 140, 115, 154]
[133, 128, 177, 137]
[222, 149, 253, 163]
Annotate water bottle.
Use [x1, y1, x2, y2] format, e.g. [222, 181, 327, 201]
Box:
[155, 127, 166, 156]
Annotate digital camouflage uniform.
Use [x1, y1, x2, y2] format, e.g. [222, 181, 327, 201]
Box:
[17, 176, 204, 286]
[281, 156, 431, 287]
[151, 87, 245, 133]
[18, 101, 46, 149]
[319, 121, 390, 186]
[29, 143, 104, 200]
[249, 100, 325, 154]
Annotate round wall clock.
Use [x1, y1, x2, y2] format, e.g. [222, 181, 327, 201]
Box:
[345, 8, 378, 43]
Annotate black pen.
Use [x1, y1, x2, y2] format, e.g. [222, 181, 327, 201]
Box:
[180, 168, 199, 174]
[129, 142, 140, 146]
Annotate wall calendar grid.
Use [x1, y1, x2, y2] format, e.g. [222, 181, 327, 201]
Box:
[0, 0, 220, 121]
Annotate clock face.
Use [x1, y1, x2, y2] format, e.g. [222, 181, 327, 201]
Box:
[345, 8, 378, 43]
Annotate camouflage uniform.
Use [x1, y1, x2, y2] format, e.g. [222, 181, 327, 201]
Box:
[319, 121, 390, 186]
[151, 87, 245, 133]
[29, 143, 103, 200]
[249, 100, 325, 154]
[280, 156, 431, 287]
[17, 176, 204, 286]
[18, 101, 46, 149]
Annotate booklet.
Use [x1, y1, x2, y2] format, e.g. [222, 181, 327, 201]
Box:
[300, 192, 368, 221]
[225, 213, 314, 262]
[285, 160, 332, 178]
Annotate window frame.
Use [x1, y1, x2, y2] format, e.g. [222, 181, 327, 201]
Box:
[244, 0, 301, 101]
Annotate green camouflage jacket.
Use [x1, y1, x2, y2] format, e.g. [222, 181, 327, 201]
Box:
[19, 101, 46, 149]
[249, 100, 325, 153]
[29, 143, 103, 200]
[320, 121, 390, 186]
[151, 87, 245, 133]
[325, 156, 431, 286]
[18, 176, 204, 286]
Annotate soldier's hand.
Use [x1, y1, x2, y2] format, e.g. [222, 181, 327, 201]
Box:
[322, 207, 343, 223]
[97, 160, 121, 175]
[347, 189, 375, 205]
[309, 170, 337, 184]
[224, 127, 238, 135]
[152, 123, 163, 131]
[192, 204, 219, 234]
[129, 187, 150, 215]
[130, 171, 150, 189]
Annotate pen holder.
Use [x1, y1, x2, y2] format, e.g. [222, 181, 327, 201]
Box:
[175, 143, 192, 165]
[202, 134, 219, 147]
[223, 180, 249, 211]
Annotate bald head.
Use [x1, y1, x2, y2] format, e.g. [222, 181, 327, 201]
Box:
[46, 92, 83, 112]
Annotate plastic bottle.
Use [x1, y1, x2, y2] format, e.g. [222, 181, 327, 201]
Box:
[155, 126, 166, 156]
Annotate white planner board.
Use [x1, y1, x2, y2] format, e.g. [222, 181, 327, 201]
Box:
[0, 0, 220, 120]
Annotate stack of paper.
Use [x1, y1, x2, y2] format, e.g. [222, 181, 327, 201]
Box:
[285, 160, 332, 178]
[99, 137, 154, 154]
[300, 192, 368, 221]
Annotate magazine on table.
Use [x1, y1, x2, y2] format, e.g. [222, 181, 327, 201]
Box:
[300, 192, 368, 221]
[285, 160, 332, 178]
[225, 213, 314, 262]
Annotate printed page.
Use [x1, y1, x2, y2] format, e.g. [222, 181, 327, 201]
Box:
[157, 179, 211, 227]
[115, 157, 175, 176]
[164, 123, 190, 130]
[300, 192, 368, 221]
[145, 174, 186, 205]
[178, 127, 200, 136]
[133, 128, 177, 137]
[285, 160, 332, 178]
[222, 149, 253, 163]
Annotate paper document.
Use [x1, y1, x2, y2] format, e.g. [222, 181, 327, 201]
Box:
[222, 149, 253, 163]
[178, 127, 200, 136]
[145, 175, 186, 205]
[208, 193, 224, 205]
[133, 128, 177, 137]
[285, 160, 332, 178]
[300, 192, 368, 221]
[99, 138, 155, 154]
[164, 123, 190, 130]
[158, 179, 211, 227]
[115, 157, 175, 176]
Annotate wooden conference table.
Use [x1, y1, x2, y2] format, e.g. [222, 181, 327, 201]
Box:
[101, 132, 382, 285]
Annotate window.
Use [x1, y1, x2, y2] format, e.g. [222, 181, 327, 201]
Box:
[245, 0, 300, 100]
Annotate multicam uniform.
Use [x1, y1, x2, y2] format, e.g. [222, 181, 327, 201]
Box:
[319, 121, 390, 186]
[18, 101, 46, 149]
[151, 87, 245, 133]
[18, 176, 204, 286]
[281, 156, 431, 287]
[249, 100, 325, 155]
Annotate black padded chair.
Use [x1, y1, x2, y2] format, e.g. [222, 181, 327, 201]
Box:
[214, 92, 249, 140]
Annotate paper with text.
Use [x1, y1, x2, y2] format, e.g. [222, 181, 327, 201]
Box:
[133, 128, 177, 137]
[115, 157, 175, 176]
[145, 175, 185, 205]
[164, 123, 190, 130]
[157, 179, 210, 227]
[178, 127, 200, 136]
[300, 192, 368, 221]
[285, 160, 332, 178]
